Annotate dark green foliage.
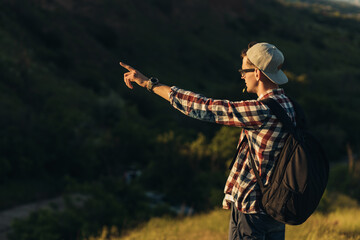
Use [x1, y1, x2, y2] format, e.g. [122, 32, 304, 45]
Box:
[317, 160, 360, 213]
[7, 178, 153, 240]
[328, 162, 360, 200]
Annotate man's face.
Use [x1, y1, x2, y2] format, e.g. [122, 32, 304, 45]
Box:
[241, 56, 257, 93]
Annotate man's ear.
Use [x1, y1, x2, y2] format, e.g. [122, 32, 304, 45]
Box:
[254, 68, 261, 81]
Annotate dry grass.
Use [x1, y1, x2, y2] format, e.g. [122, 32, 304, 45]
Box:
[87, 206, 360, 240]
[286, 208, 360, 240]
[88, 210, 229, 240]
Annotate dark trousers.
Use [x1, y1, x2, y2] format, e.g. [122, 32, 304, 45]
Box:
[228, 203, 285, 240]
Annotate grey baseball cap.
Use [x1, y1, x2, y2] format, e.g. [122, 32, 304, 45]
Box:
[247, 43, 288, 85]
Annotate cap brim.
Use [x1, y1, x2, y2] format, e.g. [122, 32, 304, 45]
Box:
[261, 69, 288, 85]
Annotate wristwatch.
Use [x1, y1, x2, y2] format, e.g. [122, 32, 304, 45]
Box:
[146, 77, 159, 92]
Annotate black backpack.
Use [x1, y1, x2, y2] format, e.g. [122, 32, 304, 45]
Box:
[229, 98, 329, 225]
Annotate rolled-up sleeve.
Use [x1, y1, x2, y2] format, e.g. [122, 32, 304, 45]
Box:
[169, 86, 270, 129]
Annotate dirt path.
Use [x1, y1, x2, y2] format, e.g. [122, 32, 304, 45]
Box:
[0, 194, 88, 240]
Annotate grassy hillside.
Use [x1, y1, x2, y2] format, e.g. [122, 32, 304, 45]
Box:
[1, 0, 360, 168]
[1, 0, 359, 172]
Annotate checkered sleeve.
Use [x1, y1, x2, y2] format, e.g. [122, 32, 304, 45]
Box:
[169, 86, 271, 129]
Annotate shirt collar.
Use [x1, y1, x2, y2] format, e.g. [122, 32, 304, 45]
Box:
[257, 88, 285, 101]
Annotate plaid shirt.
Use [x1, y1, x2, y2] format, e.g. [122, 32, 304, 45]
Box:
[169, 87, 295, 213]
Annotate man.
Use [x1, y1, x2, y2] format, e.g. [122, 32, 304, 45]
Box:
[121, 42, 294, 240]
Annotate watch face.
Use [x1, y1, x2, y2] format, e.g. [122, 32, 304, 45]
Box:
[147, 77, 159, 92]
[151, 78, 159, 84]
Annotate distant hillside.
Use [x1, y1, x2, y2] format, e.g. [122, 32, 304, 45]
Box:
[1, 0, 360, 188]
[283, 0, 360, 15]
[337, 0, 360, 6]
[285, 0, 360, 6]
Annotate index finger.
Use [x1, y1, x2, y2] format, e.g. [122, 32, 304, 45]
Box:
[119, 62, 135, 71]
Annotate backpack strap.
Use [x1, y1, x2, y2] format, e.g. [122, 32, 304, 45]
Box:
[229, 136, 266, 191]
[248, 145, 265, 191]
[228, 137, 247, 170]
[230, 97, 303, 192]
[261, 98, 296, 135]
[248, 97, 297, 193]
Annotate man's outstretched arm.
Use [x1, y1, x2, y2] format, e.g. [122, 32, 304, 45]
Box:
[120, 62, 268, 128]
[120, 62, 171, 102]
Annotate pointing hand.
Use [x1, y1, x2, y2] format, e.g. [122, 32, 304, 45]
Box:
[120, 62, 149, 89]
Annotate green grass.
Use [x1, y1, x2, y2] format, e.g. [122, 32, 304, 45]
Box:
[87, 207, 360, 240]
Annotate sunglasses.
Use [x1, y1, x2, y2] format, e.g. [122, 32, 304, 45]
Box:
[238, 69, 255, 78]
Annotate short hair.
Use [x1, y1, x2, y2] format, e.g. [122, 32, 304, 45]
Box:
[241, 41, 257, 67]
